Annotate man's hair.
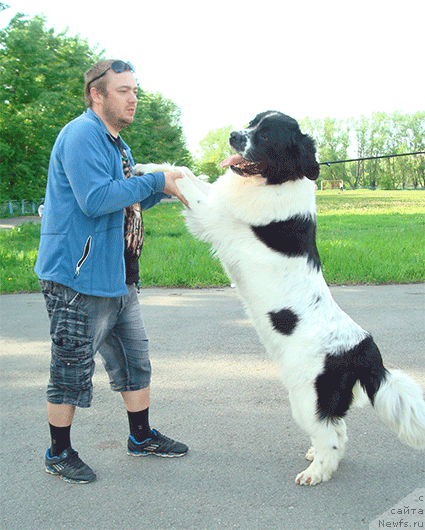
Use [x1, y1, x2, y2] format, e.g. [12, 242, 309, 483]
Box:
[84, 59, 116, 108]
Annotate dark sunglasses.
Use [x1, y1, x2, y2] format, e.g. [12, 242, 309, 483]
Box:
[88, 61, 135, 87]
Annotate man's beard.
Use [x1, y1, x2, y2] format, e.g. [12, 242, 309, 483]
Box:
[103, 105, 134, 133]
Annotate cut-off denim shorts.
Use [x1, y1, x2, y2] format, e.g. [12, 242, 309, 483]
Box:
[39, 280, 151, 408]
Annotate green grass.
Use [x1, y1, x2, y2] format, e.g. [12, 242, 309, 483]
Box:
[139, 203, 228, 287]
[315, 189, 425, 214]
[0, 222, 41, 293]
[315, 190, 425, 284]
[1, 190, 424, 294]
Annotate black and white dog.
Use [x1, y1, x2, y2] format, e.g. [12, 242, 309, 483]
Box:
[135, 111, 425, 485]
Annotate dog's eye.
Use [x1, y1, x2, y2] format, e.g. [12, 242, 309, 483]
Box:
[259, 132, 268, 140]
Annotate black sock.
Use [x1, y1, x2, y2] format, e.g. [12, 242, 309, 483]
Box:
[49, 423, 71, 457]
[127, 408, 151, 443]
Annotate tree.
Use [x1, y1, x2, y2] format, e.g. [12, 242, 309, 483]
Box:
[402, 112, 425, 188]
[351, 112, 425, 189]
[0, 10, 193, 201]
[195, 125, 235, 182]
[302, 112, 425, 189]
[121, 90, 194, 168]
[352, 115, 371, 189]
[0, 13, 101, 200]
[301, 117, 350, 187]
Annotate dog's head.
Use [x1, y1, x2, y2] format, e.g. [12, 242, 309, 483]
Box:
[221, 111, 319, 184]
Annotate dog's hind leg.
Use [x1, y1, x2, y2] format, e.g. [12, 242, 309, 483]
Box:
[304, 420, 347, 463]
[297, 420, 347, 486]
[289, 388, 347, 486]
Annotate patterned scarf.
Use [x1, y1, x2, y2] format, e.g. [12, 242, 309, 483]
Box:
[118, 141, 144, 258]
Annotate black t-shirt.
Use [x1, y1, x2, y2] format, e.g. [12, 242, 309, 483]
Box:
[124, 244, 140, 285]
[110, 135, 141, 286]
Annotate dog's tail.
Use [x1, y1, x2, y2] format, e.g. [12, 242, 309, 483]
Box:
[367, 368, 425, 450]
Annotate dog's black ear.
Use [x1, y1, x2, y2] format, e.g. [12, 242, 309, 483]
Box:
[299, 134, 320, 181]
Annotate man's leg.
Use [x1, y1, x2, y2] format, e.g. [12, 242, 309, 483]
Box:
[47, 403, 76, 426]
[122, 386, 150, 412]
[123, 387, 152, 444]
[45, 401, 96, 483]
[47, 403, 75, 457]
[40, 281, 100, 483]
[100, 286, 188, 457]
[124, 387, 189, 458]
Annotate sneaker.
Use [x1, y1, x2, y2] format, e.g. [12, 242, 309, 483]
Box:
[45, 447, 96, 484]
[127, 430, 188, 458]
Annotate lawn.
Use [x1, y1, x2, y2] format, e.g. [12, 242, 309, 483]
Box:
[314, 190, 424, 284]
[0, 190, 424, 294]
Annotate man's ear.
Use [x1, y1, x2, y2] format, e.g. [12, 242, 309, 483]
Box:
[90, 86, 104, 105]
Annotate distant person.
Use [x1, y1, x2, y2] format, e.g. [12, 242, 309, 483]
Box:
[339, 181, 344, 193]
[34, 59, 189, 484]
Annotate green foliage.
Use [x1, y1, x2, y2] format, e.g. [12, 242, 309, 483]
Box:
[195, 125, 235, 182]
[302, 117, 351, 183]
[121, 91, 194, 168]
[301, 112, 425, 190]
[0, 11, 193, 201]
[0, 13, 101, 201]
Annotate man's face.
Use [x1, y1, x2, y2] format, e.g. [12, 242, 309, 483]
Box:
[96, 70, 138, 135]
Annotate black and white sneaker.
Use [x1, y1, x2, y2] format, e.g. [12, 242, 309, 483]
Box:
[45, 447, 96, 484]
[127, 430, 188, 458]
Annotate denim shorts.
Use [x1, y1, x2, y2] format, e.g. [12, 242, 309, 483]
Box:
[39, 281, 151, 408]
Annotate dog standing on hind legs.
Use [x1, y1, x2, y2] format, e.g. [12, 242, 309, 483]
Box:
[134, 110, 425, 485]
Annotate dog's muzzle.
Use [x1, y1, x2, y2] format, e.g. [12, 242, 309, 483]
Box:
[229, 131, 247, 153]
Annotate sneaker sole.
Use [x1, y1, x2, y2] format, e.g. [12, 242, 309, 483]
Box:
[127, 450, 187, 458]
[45, 466, 96, 484]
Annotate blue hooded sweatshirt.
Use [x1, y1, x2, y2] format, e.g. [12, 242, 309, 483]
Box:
[35, 109, 167, 297]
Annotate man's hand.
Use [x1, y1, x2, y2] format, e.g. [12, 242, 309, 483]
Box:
[163, 171, 189, 207]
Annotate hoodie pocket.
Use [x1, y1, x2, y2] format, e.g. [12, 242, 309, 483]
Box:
[74, 236, 92, 278]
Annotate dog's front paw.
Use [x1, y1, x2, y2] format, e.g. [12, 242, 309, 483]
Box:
[134, 163, 165, 176]
[175, 177, 209, 213]
[176, 176, 192, 196]
[134, 163, 149, 175]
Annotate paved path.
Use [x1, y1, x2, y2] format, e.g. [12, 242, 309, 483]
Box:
[0, 215, 41, 229]
[1, 285, 424, 530]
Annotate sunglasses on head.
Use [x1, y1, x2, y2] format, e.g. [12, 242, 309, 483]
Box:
[88, 61, 135, 87]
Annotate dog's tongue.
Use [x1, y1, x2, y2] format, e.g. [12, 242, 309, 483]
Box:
[220, 154, 245, 168]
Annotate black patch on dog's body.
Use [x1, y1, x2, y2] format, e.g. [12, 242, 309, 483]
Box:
[269, 308, 299, 335]
[251, 215, 321, 271]
[315, 335, 388, 422]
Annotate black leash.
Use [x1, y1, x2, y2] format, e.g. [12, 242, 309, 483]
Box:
[319, 151, 425, 166]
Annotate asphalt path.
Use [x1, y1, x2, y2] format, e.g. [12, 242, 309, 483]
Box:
[1, 284, 424, 530]
[0, 215, 42, 229]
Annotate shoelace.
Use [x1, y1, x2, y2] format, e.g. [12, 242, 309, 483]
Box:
[63, 450, 86, 469]
[151, 432, 179, 450]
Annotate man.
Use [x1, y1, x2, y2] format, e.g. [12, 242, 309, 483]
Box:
[35, 59, 189, 484]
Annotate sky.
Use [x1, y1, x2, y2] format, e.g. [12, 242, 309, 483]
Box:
[1, 0, 424, 154]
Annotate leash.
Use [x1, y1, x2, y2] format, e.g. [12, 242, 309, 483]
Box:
[319, 151, 425, 166]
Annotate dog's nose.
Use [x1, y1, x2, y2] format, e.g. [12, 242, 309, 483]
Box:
[229, 131, 245, 150]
